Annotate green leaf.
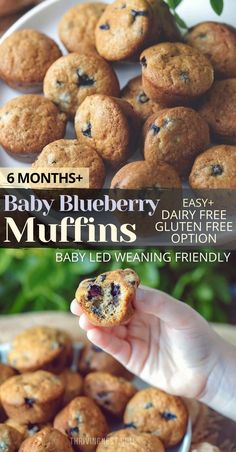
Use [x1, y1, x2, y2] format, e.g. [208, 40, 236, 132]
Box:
[173, 12, 188, 29]
[167, 0, 183, 9]
[210, 0, 224, 15]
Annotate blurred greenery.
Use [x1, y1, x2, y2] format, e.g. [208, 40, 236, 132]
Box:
[0, 248, 234, 323]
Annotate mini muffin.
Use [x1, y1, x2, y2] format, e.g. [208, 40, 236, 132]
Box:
[123, 387, 188, 447]
[53, 396, 108, 452]
[0, 29, 62, 90]
[198, 79, 236, 143]
[191, 443, 220, 452]
[95, 0, 153, 61]
[143, 107, 210, 177]
[75, 95, 139, 168]
[75, 269, 140, 327]
[189, 145, 236, 189]
[8, 326, 72, 373]
[19, 427, 74, 452]
[59, 370, 83, 406]
[43, 52, 119, 117]
[154, 0, 181, 42]
[84, 372, 136, 417]
[58, 3, 107, 53]
[0, 364, 18, 422]
[0, 95, 67, 161]
[32, 139, 106, 189]
[186, 22, 236, 79]
[78, 343, 133, 380]
[0, 371, 64, 423]
[140, 42, 214, 106]
[110, 160, 182, 188]
[97, 429, 165, 451]
[0, 423, 23, 452]
[5, 419, 50, 439]
[121, 76, 163, 122]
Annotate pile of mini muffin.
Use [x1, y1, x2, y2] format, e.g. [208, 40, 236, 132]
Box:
[0, 325, 189, 451]
[0, 0, 236, 189]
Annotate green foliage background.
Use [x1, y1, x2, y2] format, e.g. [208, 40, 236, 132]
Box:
[0, 249, 233, 323]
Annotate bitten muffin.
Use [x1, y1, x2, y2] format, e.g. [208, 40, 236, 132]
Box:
[59, 370, 83, 406]
[143, 107, 210, 177]
[110, 160, 182, 188]
[189, 145, 236, 189]
[96, 429, 165, 451]
[95, 0, 153, 61]
[8, 326, 72, 373]
[0, 423, 23, 452]
[78, 343, 133, 380]
[123, 387, 188, 447]
[53, 396, 108, 452]
[43, 52, 119, 117]
[121, 76, 163, 122]
[140, 42, 214, 106]
[75, 95, 139, 168]
[84, 372, 136, 417]
[198, 79, 236, 143]
[0, 29, 62, 90]
[0, 95, 67, 161]
[32, 139, 106, 189]
[0, 371, 64, 423]
[75, 269, 140, 327]
[19, 427, 74, 452]
[186, 22, 236, 79]
[5, 419, 50, 439]
[58, 3, 107, 53]
[0, 364, 17, 422]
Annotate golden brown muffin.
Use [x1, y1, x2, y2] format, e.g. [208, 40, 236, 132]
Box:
[75, 95, 139, 168]
[19, 426, 74, 451]
[154, 0, 181, 42]
[58, 3, 107, 53]
[124, 387, 188, 447]
[53, 396, 108, 451]
[32, 139, 106, 189]
[75, 269, 140, 327]
[0, 371, 64, 423]
[84, 372, 136, 417]
[59, 370, 83, 406]
[0, 95, 67, 161]
[0, 29, 62, 90]
[198, 79, 236, 143]
[140, 42, 214, 106]
[110, 160, 182, 188]
[186, 22, 236, 79]
[0, 364, 18, 422]
[121, 75, 163, 122]
[97, 429, 165, 451]
[78, 343, 133, 380]
[8, 326, 72, 374]
[0, 423, 23, 451]
[143, 107, 210, 177]
[95, 0, 153, 61]
[189, 145, 236, 189]
[43, 52, 120, 118]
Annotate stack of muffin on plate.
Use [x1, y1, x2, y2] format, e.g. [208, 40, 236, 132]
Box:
[0, 324, 189, 450]
[0, 0, 236, 189]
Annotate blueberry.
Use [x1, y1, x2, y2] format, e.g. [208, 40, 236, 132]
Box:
[68, 427, 79, 436]
[124, 422, 137, 429]
[100, 274, 107, 282]
[179, 71, 189, 82]
[87, 284, 102, 300]
[97, 391, 110, 398]
[144, 402, 153, 409]
[56, 80, 63, 86]
[140, 56, 147, 68]
[91, 306, 103, 318]
[99, 23, 110, 30]
[110, 283, 120, 304]
[91, 344, 103, 352]
[150, 124, 160, 135]
[161, 411, 177, 421]
[131, 9, 149, 19]
[24, 397, 36, 408]
[82, 122, 92, 138]
[76, 69, 95, 87]
[211, 164, 223, 176]
[27, 424, 40, 435]
[137, 91, 149, 104]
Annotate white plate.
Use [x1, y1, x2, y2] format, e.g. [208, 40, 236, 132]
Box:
[0, 340, 192, 452]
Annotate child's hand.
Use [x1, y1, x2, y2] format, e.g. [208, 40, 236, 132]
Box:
[71, 286, 236, 420]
